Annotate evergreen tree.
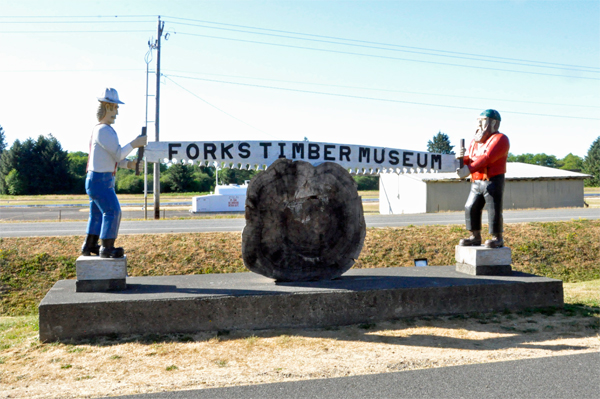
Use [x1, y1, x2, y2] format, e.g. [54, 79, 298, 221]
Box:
[427, 131, 455, 154]
[0, 135, 73, 195]
[0, 125, 6, 154]
[583, 136, 600, 187]
[0, 139, 19, 194]
[0, 139, 31, 194]
[33, 135, 72, 194]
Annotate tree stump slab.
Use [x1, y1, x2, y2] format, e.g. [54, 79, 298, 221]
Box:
[242, 158, 366, 282]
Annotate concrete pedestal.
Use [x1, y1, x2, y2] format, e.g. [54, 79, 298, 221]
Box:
[455, 246, 512, 276]
[76, 255, 127, 292]
[39, 266, 563, 342]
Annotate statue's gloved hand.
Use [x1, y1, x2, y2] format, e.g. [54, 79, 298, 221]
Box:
[131, 134, 147, 148]
[455, 147, 465, 159]
[456, 165, 471, 179]
[126, 161, 137, 169]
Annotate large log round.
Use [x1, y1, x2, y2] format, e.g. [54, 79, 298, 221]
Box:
[242, 158, 366, 282]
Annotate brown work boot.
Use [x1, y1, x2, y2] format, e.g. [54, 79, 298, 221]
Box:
[485, 234, 504, 248]
[459, 230, 481, 246]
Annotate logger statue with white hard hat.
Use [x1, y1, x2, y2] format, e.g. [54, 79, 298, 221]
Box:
[81, 88, 147, 258]
[456, 109, 510, 248]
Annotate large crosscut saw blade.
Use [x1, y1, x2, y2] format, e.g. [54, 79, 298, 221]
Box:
[143, 140, 459, 174]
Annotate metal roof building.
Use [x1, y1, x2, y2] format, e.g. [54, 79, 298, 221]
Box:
[379, 162, 591, 214]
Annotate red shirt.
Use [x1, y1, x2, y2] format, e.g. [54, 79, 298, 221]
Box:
[463, 132, 510, 180]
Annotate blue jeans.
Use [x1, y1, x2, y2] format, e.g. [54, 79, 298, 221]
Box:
[85, 171, 121, 239]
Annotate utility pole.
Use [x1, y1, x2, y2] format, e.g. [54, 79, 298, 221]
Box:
[153, 16, 164, 220]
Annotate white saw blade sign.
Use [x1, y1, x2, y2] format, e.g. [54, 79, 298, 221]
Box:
[143, 140, 459, 174]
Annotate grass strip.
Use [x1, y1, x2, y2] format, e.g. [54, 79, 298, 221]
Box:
[1, 220, 599, 316]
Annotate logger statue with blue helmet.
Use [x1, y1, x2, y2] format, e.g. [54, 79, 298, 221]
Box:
[81, 88, 147, 258]
[456, 109, 510, 248]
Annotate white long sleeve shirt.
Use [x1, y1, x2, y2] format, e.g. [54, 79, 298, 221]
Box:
[88, 124, 134, 173]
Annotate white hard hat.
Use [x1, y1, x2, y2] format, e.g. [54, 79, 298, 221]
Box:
[97, 88, 124, 104]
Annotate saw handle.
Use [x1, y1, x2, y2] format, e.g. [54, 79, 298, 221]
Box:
[135, 126, 147, 176]
[459, 138, 465, 168]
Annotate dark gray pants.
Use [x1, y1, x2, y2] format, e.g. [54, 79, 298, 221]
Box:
[465, 174, 505, 234]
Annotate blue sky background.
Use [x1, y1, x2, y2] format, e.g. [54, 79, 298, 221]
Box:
[0, 0, 598, 158]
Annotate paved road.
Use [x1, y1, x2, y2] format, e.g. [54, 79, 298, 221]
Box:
[114, 352, 599, 398]
[1, 208, 599, 237]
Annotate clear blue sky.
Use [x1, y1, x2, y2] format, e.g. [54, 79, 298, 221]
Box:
[0, 0, 598, 158]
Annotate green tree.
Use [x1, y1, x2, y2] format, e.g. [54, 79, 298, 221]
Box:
[583, 136, 600, 187]
[67, 151, 88, 194]
[5, 169, 26, 195]
[0, 125, 6, 154]
[116, 173, 146, 194]
[0, 139, 29, 195]
[36, 134, 73, 194]
[353, 175, 379, 190]
[559, 153, 584, 172]
[0, 139, 19, 194]
[162, 163, 195, 193]
[0, 135, 74, 195]
[427, 131, 455, 154]
[192, 168, 214, 193]
[217, 168, 257, 186]
[507, 152, 559, 168]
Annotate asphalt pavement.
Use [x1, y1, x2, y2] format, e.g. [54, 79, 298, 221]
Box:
[113, 352, 600, 399]
[1, 207, 599, 237]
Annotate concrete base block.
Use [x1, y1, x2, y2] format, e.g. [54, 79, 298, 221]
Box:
[455, 245, 512, 266]
[76, 255, 127, 292]
[76, 279, 127, 292]
[39, 266, 563, 342]
[456, 263, 513, 276]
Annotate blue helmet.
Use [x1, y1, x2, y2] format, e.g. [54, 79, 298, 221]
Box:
[480, 109, 501, 121]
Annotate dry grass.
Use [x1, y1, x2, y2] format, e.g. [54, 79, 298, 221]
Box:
[585, 196, 600, 208]
[1, 220, 599, 316]
[0, 301, 598, 399]
[564, 279, 600, 308]
[1, 220, 598, 398]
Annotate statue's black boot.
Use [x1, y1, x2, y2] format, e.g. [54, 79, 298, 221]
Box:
[485, 234, 504, 248]
[81, 234, 100, 256]
[459, 230, 482, 246]
[100, 239, 125, 259]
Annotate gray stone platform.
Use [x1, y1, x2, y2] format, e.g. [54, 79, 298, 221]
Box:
[38, 266, 563, 342]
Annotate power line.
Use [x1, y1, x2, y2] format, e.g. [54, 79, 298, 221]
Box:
[163, 75, 280, 139]
[173, 31, 600, 81]
[2, 13, 597, 74]
[0, 30, 153, 34]
[0, 20, 154, 24]
[0, 15, 157, 19]
[2, 14, 595, 72]
[166, 21, 598, 74]
[162, 15, 600, 72]
[0, 68, 143, 73]
[164, 73, 600, 121]
[164, 69, 600, 109]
